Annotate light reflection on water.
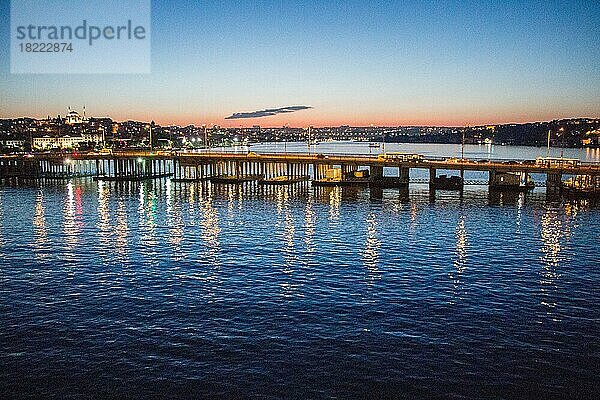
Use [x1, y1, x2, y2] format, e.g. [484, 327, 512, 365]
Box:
[538, 206, 570, 319]
[328, 186, 341, 223]
[199, 185, 221, 267]
[62, 182, 81, 263]
[280, 188, 297, 274]
[33, 190, 48, 261]
[362, 211, 381, 282]
[166, 181, 184, 260]
[114, 197, 130, 259]
[0, 191, 4, 249]
[1, 177, 600, 399]
[97, 180, 111, 236]
[450, 214, 468, 297]
[303, 190, 316, 255]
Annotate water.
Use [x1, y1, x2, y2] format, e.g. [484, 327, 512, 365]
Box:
[1, 144, 600, 399]
[250, 141, 600, 163]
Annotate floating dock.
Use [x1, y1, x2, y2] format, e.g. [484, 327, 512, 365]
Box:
[258, 175, 310, 185]
[311, 178, 370, 187]
[429, 175, 464, 191]
[210, 174, 263, 184]
[171, 177, 210, 182]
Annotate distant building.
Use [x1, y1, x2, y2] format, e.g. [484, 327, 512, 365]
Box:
[33, 133, 102, 149]
[583, 129, 600, 147]
[0, 139, 25, 148]
[65, 107, 88, 125]
[81, 132, 103, 143]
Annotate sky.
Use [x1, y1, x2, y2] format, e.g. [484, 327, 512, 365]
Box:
[0, 0, 599, 127]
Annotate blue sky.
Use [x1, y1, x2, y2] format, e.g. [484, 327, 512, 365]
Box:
[0, 0, 599, 126]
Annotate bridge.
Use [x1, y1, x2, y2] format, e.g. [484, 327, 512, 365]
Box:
[1, 151, 599, 196]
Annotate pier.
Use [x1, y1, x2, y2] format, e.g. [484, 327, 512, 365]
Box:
[1, 151, 599, 197]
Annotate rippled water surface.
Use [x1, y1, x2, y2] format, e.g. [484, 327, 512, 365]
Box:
[1, 173, 600, 398]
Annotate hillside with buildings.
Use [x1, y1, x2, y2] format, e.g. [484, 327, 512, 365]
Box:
[1, 109, 599, 152]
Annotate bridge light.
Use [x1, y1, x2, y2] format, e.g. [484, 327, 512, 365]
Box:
[64, 158, 71, 164]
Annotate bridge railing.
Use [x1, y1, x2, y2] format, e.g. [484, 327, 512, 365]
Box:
[8, 151, 600, 170]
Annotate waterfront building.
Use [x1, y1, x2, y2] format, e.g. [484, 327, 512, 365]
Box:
[32, 133, 103, 149]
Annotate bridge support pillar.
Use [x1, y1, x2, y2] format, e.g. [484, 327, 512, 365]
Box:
[429, 168, 436, 182]
[370, 166, 383, 180]
[546, 172, 563, 195]
[341, 163, 358, 179]
[488, 170, 496, 186]
[399, 167, 409, 185]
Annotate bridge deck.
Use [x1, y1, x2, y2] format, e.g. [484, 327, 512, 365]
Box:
[4, 151, 599, 176]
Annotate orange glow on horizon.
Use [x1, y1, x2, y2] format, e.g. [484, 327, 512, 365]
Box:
[6, 109, 599, 128]
[136, 112, 600, 128]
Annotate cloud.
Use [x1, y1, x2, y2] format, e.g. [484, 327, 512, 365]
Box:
[225, 105, 312, 119]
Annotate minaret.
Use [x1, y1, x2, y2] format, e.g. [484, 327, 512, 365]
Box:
[83, 105, 86, 119]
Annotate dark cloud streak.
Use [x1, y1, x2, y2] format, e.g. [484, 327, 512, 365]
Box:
[225, 105, 312, 119]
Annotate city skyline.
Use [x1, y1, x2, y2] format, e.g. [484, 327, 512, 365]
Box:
[5, 106, 599, 129]
[1, 0, 599, 127]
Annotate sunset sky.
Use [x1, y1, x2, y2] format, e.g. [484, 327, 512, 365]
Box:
[1, 0, 599, 127]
